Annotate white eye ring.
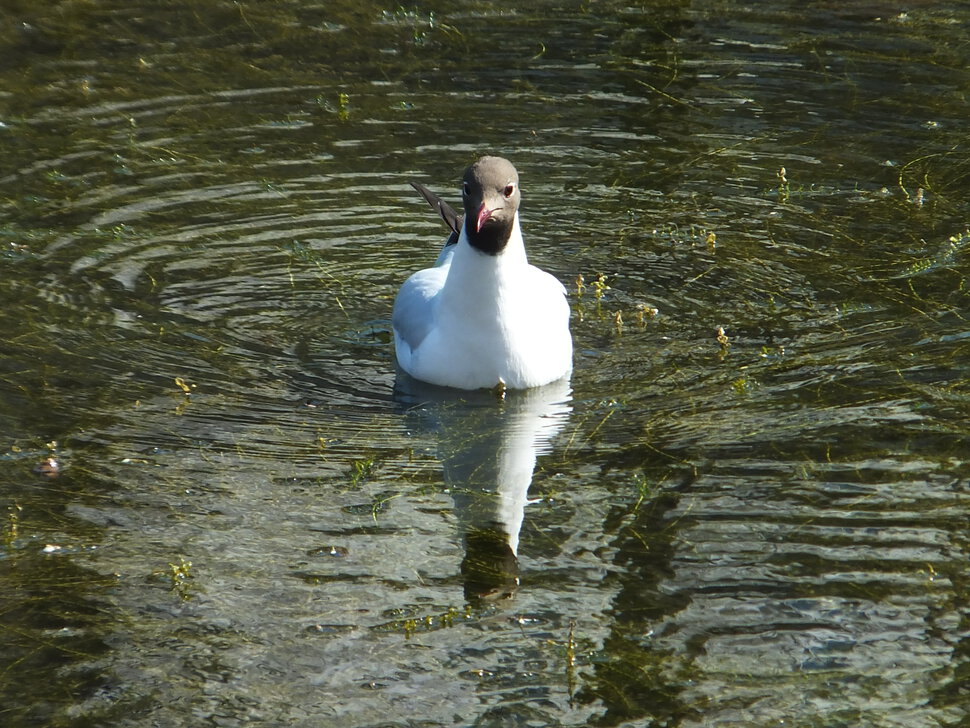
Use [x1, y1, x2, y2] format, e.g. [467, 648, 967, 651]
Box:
[503, 184, 515, 198]
[462, 182, 470, 195]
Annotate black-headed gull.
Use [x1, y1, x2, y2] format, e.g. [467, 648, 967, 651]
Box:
[393, 156, 572, 390]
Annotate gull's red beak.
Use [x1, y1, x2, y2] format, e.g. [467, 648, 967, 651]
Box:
[475, 203, 493, 234]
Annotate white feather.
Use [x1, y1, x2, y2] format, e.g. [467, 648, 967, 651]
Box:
[393, 214, 572, 390]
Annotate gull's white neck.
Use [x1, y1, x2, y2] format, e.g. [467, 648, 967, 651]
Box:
[434, 215, 530, 346]
[442, 214, 528, 293]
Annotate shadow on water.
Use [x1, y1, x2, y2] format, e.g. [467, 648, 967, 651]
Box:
[2, 0, 970, 726]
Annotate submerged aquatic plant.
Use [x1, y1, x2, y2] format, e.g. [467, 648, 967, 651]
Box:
[591, 273, 610, 300]
[281, 240, 348, 316]
[573, 272, 617, 325]
[349, 457, 375, 486]
[635, 303, 659, 326]
[777, 166, 790, 203]
[168, 556, 193, 600]
[316, 92, 351, 120]
[4, 504, 22, 548]
[373, 605, 473, 639]
[574, 272, 610, 300]
[894, 228, 970, 279]
[732, 375, 752, 396]
[565, 620, 578, 698]
[632, 472, 655, 511]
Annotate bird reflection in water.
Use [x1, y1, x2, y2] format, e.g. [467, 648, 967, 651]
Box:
[395, 376, 572, 605]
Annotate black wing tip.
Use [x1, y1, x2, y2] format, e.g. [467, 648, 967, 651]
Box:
[410, 179, 461, 235]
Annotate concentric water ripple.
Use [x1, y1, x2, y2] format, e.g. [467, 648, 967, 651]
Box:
[2, 2, 970, 727]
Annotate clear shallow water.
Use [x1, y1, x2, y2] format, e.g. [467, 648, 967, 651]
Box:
[2, 1, 970, 726]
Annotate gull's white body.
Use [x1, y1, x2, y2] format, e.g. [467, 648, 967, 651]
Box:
[393, 215, 572, 390]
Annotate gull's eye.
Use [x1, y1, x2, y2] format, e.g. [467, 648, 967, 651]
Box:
[503, 184, 515, 198]
[462, 182, 470, 196]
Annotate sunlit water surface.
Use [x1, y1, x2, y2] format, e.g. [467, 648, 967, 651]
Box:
[2, 2, 970, 726]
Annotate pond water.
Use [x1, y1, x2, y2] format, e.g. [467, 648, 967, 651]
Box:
[2, 1, 970, 726]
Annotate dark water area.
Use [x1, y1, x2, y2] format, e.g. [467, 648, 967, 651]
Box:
[2, 1, 969, 726]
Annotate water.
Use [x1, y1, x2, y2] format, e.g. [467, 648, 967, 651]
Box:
[2, 1, 970, 726]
